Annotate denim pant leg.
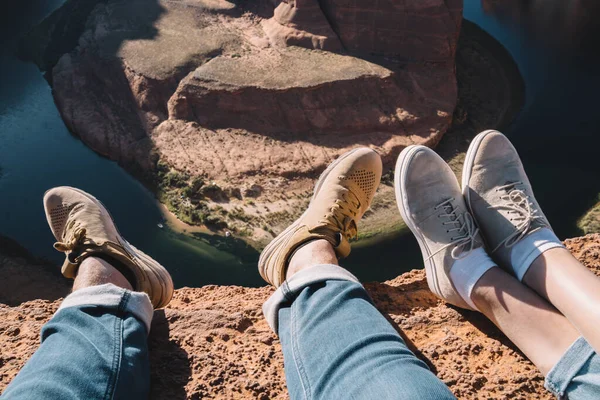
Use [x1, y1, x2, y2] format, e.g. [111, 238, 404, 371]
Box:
[1, 284, 154, 400]
[545, 337, 600, 399]
[263, 264, 456, 400]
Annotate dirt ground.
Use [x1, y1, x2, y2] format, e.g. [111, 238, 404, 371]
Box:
[2, 234, 599, 398]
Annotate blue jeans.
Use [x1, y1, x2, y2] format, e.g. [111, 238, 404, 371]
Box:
[3, 268, 600, 399]
[264, 264, 600, 400]
[1, 284, 153, 400]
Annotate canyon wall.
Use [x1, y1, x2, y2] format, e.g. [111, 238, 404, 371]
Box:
[22, 0, 463, 242]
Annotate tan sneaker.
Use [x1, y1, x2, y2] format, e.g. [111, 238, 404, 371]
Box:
[462, 130, 555, 272]
[44, 187, 174, 308]
[258, 148, 382, 287]
[395, 145, 487, 310]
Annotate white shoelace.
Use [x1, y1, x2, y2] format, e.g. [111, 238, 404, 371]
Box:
[489, 181, 547, 252]
[426, 197, 479, 260]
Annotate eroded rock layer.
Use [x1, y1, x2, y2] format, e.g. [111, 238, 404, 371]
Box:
[23, 0, 462, 241]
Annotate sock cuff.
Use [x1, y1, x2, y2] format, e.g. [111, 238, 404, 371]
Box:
[511, 228, 564, 281]
[450, 247, 496, 310]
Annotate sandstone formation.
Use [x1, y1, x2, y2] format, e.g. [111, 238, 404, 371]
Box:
[319, 0, 463, 61]
[2, 234, 600, 398]
[23, 0, 462, 242]
[262, 0, 342, 51]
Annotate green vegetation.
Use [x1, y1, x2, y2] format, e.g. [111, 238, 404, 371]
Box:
[182, 177, 205, 198]
[380, 169, 394, 186]
[229, 207, 253, 223]
[155, 162, 225, 229]
[204, 214, 227, 229]
[578, 195, 600, 234]
[154, 160, 267, 231]
[163, 170, 189, 188]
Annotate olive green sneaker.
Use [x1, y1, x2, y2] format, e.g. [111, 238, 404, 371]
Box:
[462, 130, 562, 280]
[44, 186, 174, 308]
[395, 145, 494, 310]
[259, 148, 382, 287]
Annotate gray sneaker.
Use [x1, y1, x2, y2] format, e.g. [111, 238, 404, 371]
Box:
[462, 130, 554, 270]
[395, 145, 484, 310]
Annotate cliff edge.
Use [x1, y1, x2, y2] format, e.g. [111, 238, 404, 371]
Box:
[2, 233, 599, 398]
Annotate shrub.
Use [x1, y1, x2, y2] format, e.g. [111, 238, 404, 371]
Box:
[201, 183, 228, 202]
[163, 170, 189, 188]
[190, 177, 205, 192]
[205, 214, 228, 229]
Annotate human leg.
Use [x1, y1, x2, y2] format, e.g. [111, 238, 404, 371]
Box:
[395, 143, 600, 398]
[2, 187, 174, 399]
[462, 130, 600, 398]
[462, 130, 600, 354]
[267, 240, 456, 400]
[261, 148, 455, 399]
[523, 248, 600, 355]
[276, 276, 456, 399]
[2, 258, 153, 400]
[473, 266, 600, 400]
[471, 266, 579, 375]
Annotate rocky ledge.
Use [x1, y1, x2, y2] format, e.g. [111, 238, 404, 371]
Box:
[2, 233, 599, 398]
[20, 0, 474, 244]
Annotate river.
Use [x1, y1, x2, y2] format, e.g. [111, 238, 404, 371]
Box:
[1, 0, 599, 288]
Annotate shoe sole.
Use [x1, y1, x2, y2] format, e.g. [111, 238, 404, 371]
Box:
[394, 145, 443, 300]
[461, 129, 499, 212]
[258, 147, 365, 284]
[44, 187, 174, 308]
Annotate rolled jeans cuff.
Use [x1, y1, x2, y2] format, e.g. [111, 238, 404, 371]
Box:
[545, 336, 596, 398]
[57, 283, 154, 334]
[262, 264, 360, 335]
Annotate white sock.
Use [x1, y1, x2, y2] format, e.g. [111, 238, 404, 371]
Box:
[449, 247, 496, 310]
[510, 227, 564, 281]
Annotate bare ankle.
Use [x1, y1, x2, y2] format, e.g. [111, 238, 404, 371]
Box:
[286, 239, 338, 280]
[470, 266, 504, 312]
[73, 257, 133, 292]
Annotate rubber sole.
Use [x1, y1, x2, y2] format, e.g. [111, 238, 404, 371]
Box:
[44, 186, 173, 308]
[258, 147, 365, 285]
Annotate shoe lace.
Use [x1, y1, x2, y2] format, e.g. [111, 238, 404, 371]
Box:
[489, 181, 547, 252]
[427, 197, 479, 260]
[53, 219, 89, 253]
[318, 189, 361, 240]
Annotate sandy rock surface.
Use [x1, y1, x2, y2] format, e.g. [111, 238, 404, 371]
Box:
[47, 0, 460, 179]
[2, 234, 600, 398]
[21, 0, 462, 243]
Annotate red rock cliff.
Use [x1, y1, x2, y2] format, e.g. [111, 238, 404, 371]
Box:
[22, 0, 463, 243]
